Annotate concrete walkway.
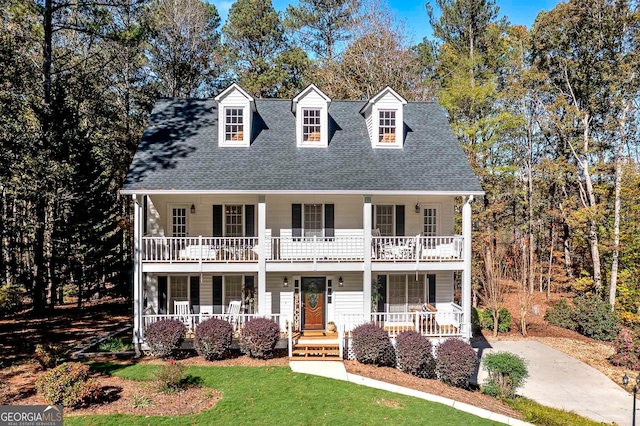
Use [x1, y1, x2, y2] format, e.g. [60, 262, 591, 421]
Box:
[289, 360, 528, 425]
[475, 340, 635, 425]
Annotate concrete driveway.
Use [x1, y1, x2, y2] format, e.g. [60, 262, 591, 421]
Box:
[474, 340, 636, 425]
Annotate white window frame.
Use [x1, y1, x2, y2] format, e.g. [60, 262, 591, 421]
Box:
[294, 86, 330, 148]
[378, 110, 397, 143]
[421, 204, 440, 236]
[303, 204, 323, 237]
[374, 205, 395, 237]
[302, 108, 322, 142]
[224, 204, 244, 237]
[169, 205, 189, 237]
[216, 84, 253, 147]
[223, 275, 243, 307]
[223, 107, 245, 143]
[386, 274, 426, 312]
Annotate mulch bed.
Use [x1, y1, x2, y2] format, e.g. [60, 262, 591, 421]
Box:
[343, 361, 522, 419]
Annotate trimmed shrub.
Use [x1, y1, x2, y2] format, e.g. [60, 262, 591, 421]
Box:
[544, 298, 576, 330]
[396, 330, 435, 378]
[34, 343, 62, 370]
[572, 296, 620, 341]
[194, 318, 233, 360]
[351, 323, 395, 367]
[479, 308, 512, 334]
[610, 329, 640, 370]
[239, 318, 280, 359]
[435, 338, 478, 388]
[481, 352, 528, 399]
[35, 362, 101, 407]
[155, 359, 187, 393]
[144, 319, 186, 358]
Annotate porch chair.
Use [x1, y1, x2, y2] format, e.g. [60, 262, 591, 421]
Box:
[174, 300, 192, 333]
[224, 300, 242, 330]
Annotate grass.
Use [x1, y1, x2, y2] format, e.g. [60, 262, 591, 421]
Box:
[70, 363, 503, 425]
[97, 337, 133, 352]
[505, 396, 609, 426]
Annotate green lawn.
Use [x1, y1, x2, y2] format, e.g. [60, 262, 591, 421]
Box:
[67, 363, 504, 425]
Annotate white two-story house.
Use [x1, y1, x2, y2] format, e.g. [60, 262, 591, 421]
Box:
[121, 83, 483, 359]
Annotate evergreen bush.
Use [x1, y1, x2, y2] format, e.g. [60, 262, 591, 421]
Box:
[481, 352, 528, 398]
[239, 318, 280, 359]
[478, 308, 512, 333]
[144, 319, 186, 358]
[194, 317, 233, 360]
[351, 323, 395, 367]
[435, 338, 478, 388]
[35, 362, 101, 407]
[395, 330, 435, 378]
[572, 296, 620, 341]
[544, 298, 577, 330]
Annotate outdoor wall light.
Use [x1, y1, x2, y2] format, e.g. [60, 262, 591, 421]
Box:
[338, 277, 344, 287]
[190, 204, 196, 214]
[415, 203, 420, 213]
[622, 373, 640, 426]
[283, 277, 288, 287]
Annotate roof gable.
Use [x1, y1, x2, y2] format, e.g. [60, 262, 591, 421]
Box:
[359, 86, 407, 115]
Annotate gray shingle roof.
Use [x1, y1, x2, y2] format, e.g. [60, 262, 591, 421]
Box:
[121, 98, 483, 194]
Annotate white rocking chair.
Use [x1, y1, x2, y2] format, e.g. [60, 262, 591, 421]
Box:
[174, 300, 192, 333]
[225, 300, 242, 329]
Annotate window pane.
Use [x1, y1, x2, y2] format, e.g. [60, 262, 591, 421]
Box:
[303, 108, 321, 142]
[225, 205, 243, 237]
[304, 204, 322, 237]
[375, 205, 394, 236]
[423, 208, 437, 236]
[172, 207, 187, 237]
[225, 276, 243, 305]
[378, 110, 396, 143]
[388, 275, 406, 312]
[170, 276, 188, 312]
[408, 276, 424, 309]
[225, 108, 244, 141]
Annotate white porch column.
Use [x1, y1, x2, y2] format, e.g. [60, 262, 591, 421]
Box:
[257, 195, 267, 315]
[462, 195, 474, 340]
[363, 196, 372, 319]
[132, 194, 143, 349]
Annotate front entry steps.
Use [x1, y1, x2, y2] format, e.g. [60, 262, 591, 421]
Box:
[291, 330, 341, 360]
[291, 342, 341, 360]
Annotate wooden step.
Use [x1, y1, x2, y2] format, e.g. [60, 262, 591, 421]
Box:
[291, 343, 341, 360]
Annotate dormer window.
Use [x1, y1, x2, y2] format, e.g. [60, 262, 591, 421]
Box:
[303, 108, 321, 142]
[360, 86, 407, 149]
[378, 110, 396, 143]
[215, 83, 255, 147]
[224, 108, 244, 142]
[292, 84, 331, 148]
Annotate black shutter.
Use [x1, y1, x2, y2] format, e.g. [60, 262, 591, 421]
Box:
[213, 276, 223, 314]
[395, 205, 405, 236]
[428, 274, 436, 305]
[158, 276, 167, 314]
[324, 204, 335, 238]
[143, 195, 148, 235]
[245, 205, 255, 237]
[372, 205, 375, 230]
[213, 205, 223, 237]
[292, 204, 302, 238]
[377, 275, 387, 313]
[190, 276, 200, 307]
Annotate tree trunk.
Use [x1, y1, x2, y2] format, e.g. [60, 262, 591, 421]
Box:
[610, 101, 629, 308]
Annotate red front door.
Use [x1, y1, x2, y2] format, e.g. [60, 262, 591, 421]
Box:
[302, 277, 325, 330]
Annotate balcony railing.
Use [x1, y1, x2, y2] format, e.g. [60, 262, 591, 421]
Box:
[142, 313, 287, 338]
[141, 234, 463, 263]
[372, 235, 463, 262]
[142, 236, 259, 263]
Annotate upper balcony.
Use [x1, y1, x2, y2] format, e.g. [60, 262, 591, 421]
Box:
[141, 230, 463, 264]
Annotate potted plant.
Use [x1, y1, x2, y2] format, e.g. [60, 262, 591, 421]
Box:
[327, 321, 337, 333]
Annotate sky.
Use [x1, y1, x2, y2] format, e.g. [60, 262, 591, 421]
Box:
[210, 0, 563, 43]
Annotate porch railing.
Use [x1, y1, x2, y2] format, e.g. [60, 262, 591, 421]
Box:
[141, 313, 287, 339]
[371, 235, 463, 262]
[142, 236, 259, 263]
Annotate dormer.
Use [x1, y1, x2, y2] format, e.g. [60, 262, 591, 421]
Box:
[292, 84, 331, 148]
[360, 86, 407, 149]
[214, 83, 255, 147]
